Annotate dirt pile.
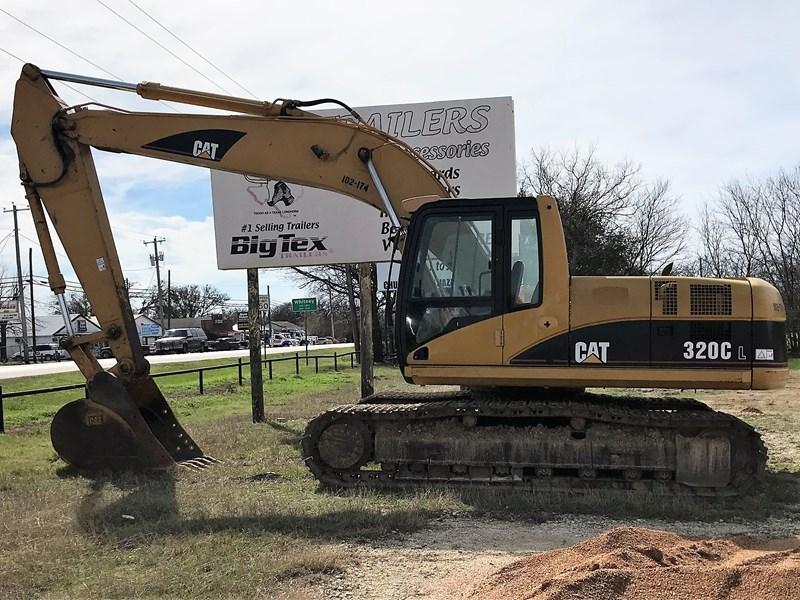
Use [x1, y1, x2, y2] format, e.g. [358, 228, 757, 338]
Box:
[467, 527, 800, 600]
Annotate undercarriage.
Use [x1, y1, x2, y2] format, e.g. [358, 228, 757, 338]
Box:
[302, 390, 766, 496]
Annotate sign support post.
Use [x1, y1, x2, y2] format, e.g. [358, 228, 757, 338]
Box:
[247, 268, 264, 423]
[358, 263, 374, 398]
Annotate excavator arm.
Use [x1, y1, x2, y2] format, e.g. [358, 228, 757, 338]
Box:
[11, 64, 450, 470]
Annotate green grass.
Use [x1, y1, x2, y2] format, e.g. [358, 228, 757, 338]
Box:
[1, 355, 800, 598]
[790, 357, 799, 370]
[0, 359, 465, 599]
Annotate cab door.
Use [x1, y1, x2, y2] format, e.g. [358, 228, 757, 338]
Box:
[398, 203, 504, 367]
[502, 200, 571, 366]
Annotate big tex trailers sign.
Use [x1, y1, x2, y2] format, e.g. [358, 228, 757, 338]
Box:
[211, 96, 516, 269]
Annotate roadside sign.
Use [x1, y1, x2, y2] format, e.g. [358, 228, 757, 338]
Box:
[292, 297, 317, 313]
[0, 300, 18, 321]
[259, 294, 270, 310]
[140, 323, 161, 337]
[237, 311, 249, 328]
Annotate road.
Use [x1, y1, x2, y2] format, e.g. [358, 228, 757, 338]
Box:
[0, 343, 354, 380]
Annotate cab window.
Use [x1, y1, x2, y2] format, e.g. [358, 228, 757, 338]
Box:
[406, 214, 495, 346]
[509, 215, 541, 308]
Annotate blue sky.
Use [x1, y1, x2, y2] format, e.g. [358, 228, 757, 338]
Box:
[1, 1, 799, 312]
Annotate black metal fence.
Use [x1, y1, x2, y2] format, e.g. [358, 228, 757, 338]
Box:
[0, 350, 357, 434]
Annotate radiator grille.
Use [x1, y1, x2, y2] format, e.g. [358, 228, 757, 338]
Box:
[690, 284, 732, 316]
[654, 280, 678, 316]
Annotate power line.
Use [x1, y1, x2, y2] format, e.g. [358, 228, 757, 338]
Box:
[0, 7, 178, 112]
[95, 0, 232, 95]
[126, 0, 257, 99]
[0, 7, 123, 80]
[0, 45, 101, 103]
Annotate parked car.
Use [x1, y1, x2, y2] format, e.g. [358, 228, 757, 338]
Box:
[205, 336, 245, 351]
[13, 343, 68, 361]
[271, 334, 300, 347]
[318, 337, 340, 344]
[153, 328, 207, 354]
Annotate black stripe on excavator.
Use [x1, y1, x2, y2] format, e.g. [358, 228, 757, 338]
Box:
[510, 319, 787, 368]
[142, 129, 246, 162]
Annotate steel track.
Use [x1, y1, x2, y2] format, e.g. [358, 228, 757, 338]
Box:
[302, 390, 766, 496]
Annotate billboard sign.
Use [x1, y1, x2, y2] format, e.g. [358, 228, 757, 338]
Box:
[211, 96, 515, 269]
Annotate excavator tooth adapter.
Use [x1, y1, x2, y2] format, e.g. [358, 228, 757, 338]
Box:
[50, 372, 206, 471]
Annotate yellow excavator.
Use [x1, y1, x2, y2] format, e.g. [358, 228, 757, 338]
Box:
[11, 65, 787, 493]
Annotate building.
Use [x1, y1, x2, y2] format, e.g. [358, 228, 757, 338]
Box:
[7, 314, 100, 358]
[134, 314, 163, 347]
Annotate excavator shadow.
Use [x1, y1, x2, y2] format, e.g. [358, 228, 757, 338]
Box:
[265, 420, 305, 446]
[72, 472, 432, 545]
[312, 470, 800, 522]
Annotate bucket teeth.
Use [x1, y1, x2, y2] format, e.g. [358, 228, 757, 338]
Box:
[177, 455, 221, 471]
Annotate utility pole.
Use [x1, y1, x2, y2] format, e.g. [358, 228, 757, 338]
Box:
[4, 204, 30, 364]
[328, 283, 335, 339]
[28, 248, 36, 364]
[143, 237, 166, 328]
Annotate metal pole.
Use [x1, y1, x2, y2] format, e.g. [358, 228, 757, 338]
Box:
[305, 312, 309, 365]
[198, 369, 204, 395]
[247, 268, 265, 422]
[266, 284, 273, 340]
[28, 248, 36, 364]
[9, 206, 29, 363]
[328, 283, 335, 339]
[0, 385, 4, 434]
[167, 269, 171, 328]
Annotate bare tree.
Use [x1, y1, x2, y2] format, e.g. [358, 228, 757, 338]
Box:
[627, 180, 688, 274]
[519, 147, 688, 275]
[140, 283, 230, 319]
[700, 166, 800, 353]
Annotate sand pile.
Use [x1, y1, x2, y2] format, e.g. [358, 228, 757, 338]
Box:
[467, 527, 800, 600]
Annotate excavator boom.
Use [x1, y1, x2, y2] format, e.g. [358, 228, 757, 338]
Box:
[11, 64, 450, 470]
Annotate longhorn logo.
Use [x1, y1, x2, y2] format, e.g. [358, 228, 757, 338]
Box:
[244, 176, 295, 208]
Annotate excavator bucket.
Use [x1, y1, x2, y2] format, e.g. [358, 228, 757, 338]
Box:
[50, 372, 210, 471]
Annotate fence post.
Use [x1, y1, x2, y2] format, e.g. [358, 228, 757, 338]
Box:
[295, 352, 300, 375]
[0, 385, 4, 434]
[334, 352, 338, 372]
[237, 357, 243, 386]
[315, 356, 319, 373]
[199, 369, 204, 395]
[268, 359, 273, 380]
[350, 352, 354, 369]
